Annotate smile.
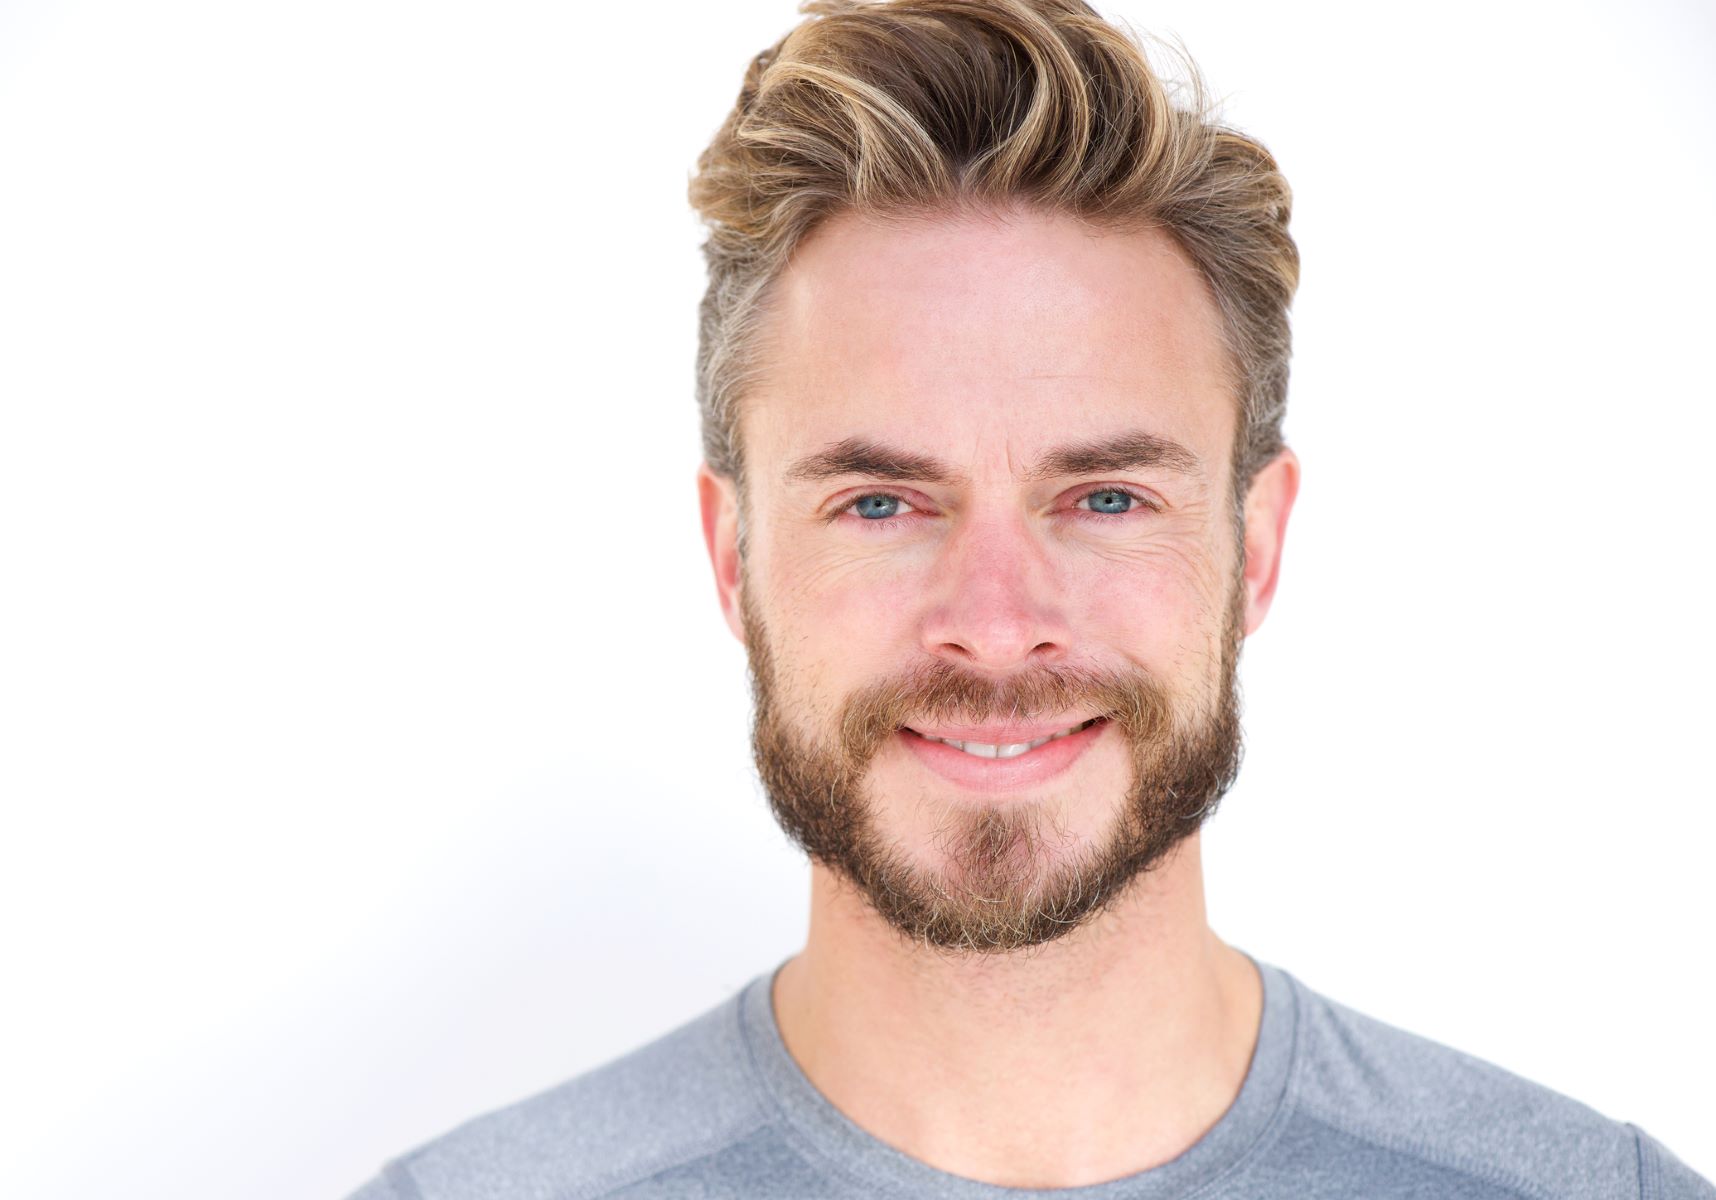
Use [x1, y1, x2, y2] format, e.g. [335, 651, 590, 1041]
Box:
[907, 717, 1102, 759]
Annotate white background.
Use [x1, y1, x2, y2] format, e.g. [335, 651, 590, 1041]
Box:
[2, 1, 1712, 1196]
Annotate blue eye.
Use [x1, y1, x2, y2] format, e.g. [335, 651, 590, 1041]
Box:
[1082, 489, 1135, 514]
[852, 494, 903, 520]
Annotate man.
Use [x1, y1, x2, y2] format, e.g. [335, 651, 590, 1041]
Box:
[347, 1, 1711, 1196]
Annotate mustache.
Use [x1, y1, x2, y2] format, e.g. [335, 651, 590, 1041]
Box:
[836, 659, 1175, 769]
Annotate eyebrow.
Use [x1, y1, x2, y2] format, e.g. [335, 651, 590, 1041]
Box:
[783, 430, 1202, 485]
[784, 438, 960, 484]
[1023, 430, 1202, 481]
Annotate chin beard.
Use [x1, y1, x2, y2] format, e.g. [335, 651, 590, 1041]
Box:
[741, 583, 1245, 955]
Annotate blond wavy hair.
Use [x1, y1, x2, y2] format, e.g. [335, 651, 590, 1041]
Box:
[688, 0, 1299, 504]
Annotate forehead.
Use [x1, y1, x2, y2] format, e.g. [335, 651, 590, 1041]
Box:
[743, 205, 1236, 480]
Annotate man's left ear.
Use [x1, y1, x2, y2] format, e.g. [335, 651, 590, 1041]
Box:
[1240, 446, 1300, 637]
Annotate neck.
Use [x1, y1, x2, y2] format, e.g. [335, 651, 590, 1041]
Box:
[770, 834, 1263, 1189]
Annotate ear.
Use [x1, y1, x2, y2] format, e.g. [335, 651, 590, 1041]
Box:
[696, 462, 746, 644]
[1240, 446, 1300, 637]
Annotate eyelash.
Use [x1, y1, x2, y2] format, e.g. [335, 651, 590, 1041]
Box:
[829, 485, 1162, 530]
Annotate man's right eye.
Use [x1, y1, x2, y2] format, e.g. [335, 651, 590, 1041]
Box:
[850, 494, 908, 520]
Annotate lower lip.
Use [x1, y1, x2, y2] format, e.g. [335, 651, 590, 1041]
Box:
[898, 720, 1109, 795]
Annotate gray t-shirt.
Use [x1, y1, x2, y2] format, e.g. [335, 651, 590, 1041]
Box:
[346, 956, 1712, 1199]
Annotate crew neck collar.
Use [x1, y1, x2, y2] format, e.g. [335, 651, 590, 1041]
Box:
[735, 950, 1301, 1199]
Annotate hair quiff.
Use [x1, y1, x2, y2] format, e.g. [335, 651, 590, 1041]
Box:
[688, 0, 1299, 499]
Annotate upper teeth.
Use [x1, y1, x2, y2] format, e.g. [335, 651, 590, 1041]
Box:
[915, 718, 1098, 759]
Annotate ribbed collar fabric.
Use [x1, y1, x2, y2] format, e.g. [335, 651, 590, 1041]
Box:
[735, 951, 1300, 1199]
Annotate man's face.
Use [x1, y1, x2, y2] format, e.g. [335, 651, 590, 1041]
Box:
[701, 206, 1290, 954]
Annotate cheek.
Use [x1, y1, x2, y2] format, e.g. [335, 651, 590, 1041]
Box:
[1057, 528, 1235, 679]
[818, 572, 915, 624]
[767, 529, 932, 628]
[759, 544, 927, 700]
[1060, 541, 1224, 658]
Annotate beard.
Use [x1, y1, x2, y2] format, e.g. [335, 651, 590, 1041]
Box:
[740, 571, 1248, 956]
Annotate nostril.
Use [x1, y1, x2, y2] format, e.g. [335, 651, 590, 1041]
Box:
[926, 641, 1068, 676]
[919, 590, 1072, 670]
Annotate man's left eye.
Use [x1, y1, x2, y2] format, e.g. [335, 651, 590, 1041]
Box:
[1079, 489, 1137, 514]
[851, 494, 909, 520]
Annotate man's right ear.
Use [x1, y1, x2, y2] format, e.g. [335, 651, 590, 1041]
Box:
[696, 463, 746, 644]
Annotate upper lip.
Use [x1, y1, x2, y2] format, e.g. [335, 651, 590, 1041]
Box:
[902, 717, 1102, 744]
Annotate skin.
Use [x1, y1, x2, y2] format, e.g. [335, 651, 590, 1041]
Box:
[696, 204, 1300, 1187]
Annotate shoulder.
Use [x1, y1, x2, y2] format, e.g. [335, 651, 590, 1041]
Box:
[348, 980, 775, 1200]
[1277, 968, 1710, 1199]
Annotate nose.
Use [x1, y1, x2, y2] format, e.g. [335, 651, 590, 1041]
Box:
[918, 508, 1072, 672]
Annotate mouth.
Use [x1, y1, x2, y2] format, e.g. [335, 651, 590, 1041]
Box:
[904, 717, 1103, 760]
[896, 716, 1109, 794]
